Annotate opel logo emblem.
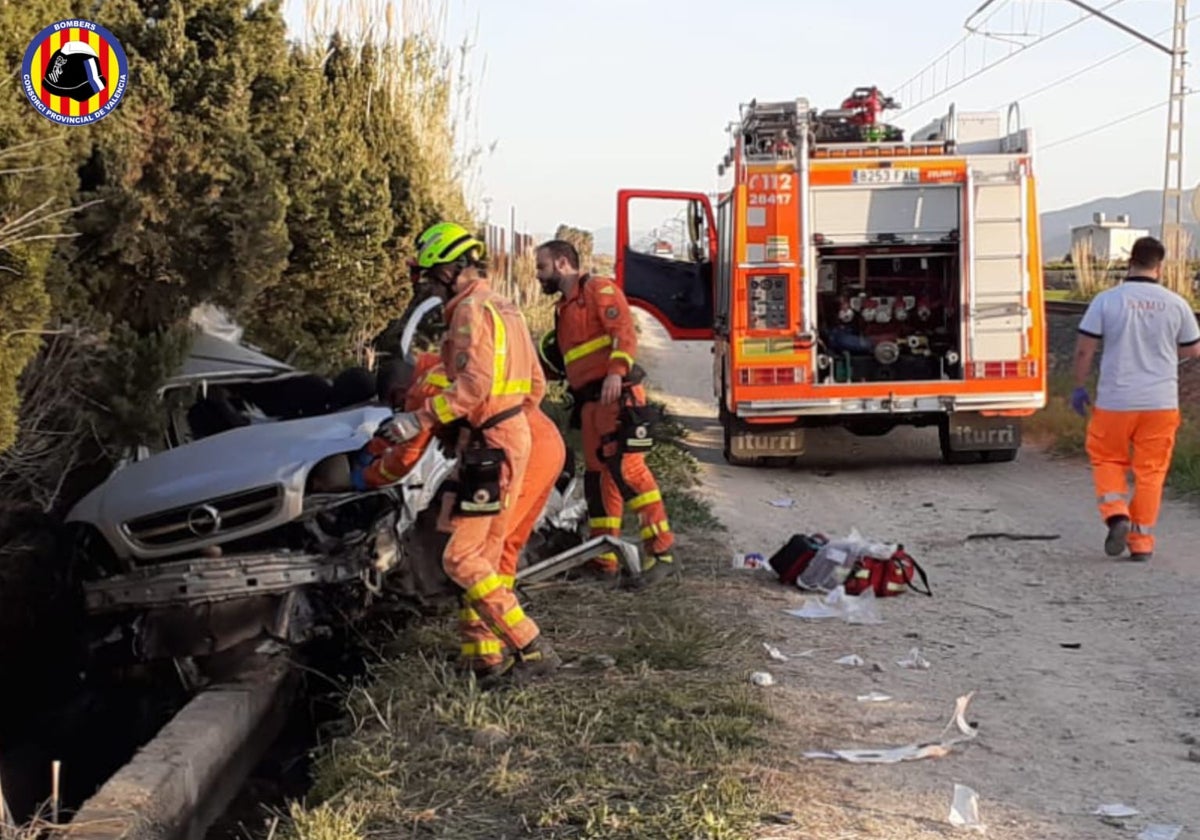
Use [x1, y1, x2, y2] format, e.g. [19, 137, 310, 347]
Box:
[186, 504, 222, 537]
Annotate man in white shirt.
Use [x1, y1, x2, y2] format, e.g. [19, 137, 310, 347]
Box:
[1072, 236, 1200, 561]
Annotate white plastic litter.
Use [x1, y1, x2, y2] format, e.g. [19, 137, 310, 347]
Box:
[897, 647, 931, 670]
[786, 585, 882, 625]
[835, 654, 865, 667]
[763, 643, 789, 662]
[1138, 826, 1183, 840]
[948, 783, 986, 832]
[750, 671, 776, 687]
[804, 691, 979, 764]
[769, 498, 797, 508]
[857, 691, 893, 703]
[1095, 804, 1140, 818]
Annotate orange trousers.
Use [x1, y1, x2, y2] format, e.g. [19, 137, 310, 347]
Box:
[446, 414, 542, 671]
[1085, 407, 1180, 554]
[580, 383, 673, 573]
[498, 407, 566, 586]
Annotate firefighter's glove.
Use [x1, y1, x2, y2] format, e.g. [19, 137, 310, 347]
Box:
[375, 411, 423, 445]
[1070, 386, 1091, 418]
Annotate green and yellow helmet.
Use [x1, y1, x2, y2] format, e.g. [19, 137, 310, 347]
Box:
[414, 221, 486, 270]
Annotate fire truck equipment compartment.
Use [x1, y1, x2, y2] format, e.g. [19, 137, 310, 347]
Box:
[816, 246, 964, 384]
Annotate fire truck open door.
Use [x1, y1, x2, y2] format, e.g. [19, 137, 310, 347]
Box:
[614, 189, 717, 340]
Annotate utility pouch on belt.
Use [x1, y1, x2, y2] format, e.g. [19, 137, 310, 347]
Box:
[455, 405, 523, 518]
[616, 398, 658, 453]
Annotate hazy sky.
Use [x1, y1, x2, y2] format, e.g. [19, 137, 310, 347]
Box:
[283, 0, 1195, 236]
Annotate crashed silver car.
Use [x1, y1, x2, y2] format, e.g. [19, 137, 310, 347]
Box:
[64, 303, 592, 667]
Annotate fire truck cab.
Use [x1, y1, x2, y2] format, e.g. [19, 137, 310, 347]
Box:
[614, 93, 1047, 466]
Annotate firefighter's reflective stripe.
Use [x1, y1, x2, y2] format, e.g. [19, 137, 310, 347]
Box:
[502, 606, 527, 628]
[425, 371, 451, 389]
[641, 522, 670, 541]
[1098, 492, 1126, 504]
[611, 350, 635, 368]
[1131, 523, 1155, 534]
[628, 490, 662, 511]
[459, 606, 482, 622]
[430, 302, 532, 423]
[499, 574, 515, 589]
[563, 334, 612, 364]
[465, 573, 504, 603]
[432, 394, 458, 424]
[375, 460, 403, 483]
[590, 516, 622, 530]
[484, 301, 532, 397]
[461, 640, 503, 657]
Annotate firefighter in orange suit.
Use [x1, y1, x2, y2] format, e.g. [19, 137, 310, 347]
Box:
[1072, 235, 1200, 562]
[534, 238, 677, 585]
[372, 222, 559, 684]
[359, 346, 567, 589]
[498, 364, 568, 588]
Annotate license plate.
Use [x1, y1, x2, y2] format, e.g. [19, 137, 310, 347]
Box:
[730, 428, 805, 458]
[945, 413, 1021, 451]
[852, 167, 919, 185]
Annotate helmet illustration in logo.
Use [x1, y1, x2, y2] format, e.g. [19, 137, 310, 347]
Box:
[42, 41, 106, 102]
[21, 19, 130, 125]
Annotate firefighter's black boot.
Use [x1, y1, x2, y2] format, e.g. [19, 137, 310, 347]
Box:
[512, 636, 561, 683]
[629, 552, 679, 588]
[1104, 515, 1130, 557]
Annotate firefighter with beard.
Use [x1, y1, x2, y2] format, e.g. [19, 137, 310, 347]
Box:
[373, 222, 560, 685]
[534, 239, 677, 586]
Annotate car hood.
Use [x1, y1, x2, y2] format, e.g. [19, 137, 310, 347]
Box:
[67, 406, 393, 528]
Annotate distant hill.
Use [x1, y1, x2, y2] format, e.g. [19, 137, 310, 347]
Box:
[1040, 189, 1200, 261]
[590, 189, 1199, 261]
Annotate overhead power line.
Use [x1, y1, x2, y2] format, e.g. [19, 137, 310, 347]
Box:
[994, 14, 1198, 110]
[891, 0, 1128, 117]
[1040, 89, 1199, 151]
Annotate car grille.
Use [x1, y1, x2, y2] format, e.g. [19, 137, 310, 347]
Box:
[122, 485, 284, 552]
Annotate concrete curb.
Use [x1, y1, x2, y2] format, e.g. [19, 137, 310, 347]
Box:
[57, 656, 294, 840]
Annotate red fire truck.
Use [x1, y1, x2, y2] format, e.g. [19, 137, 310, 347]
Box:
[614, 92, 1048, 466]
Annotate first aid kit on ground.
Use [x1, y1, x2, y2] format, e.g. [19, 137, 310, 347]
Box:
[767, 528, 931, 597]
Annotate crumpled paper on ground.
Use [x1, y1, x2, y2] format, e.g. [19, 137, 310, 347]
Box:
[804, 691, 979, 764]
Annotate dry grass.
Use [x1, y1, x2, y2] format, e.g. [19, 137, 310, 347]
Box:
[1162, 229, 1197, 305]
[1066, 237, 1116, 301]
[278, 539, 780, 840]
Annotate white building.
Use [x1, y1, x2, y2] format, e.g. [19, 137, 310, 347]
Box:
[1070, 212, 1149, 262]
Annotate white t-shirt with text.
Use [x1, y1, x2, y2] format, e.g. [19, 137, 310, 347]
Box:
[1077, 277, 1200, 411]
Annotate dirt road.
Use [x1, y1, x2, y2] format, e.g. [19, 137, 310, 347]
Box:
[637, 313, 1200, 839]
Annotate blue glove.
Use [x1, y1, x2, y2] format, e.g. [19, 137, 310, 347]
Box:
[1070, 386, 1091, 417]
[350, 465, 368, 491]
[353, 448, 374, 468]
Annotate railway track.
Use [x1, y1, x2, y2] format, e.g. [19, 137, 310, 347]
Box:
[1044, 297, 1200, 320]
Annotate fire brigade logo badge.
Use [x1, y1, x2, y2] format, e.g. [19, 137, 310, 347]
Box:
[21, 19, 129, 125]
